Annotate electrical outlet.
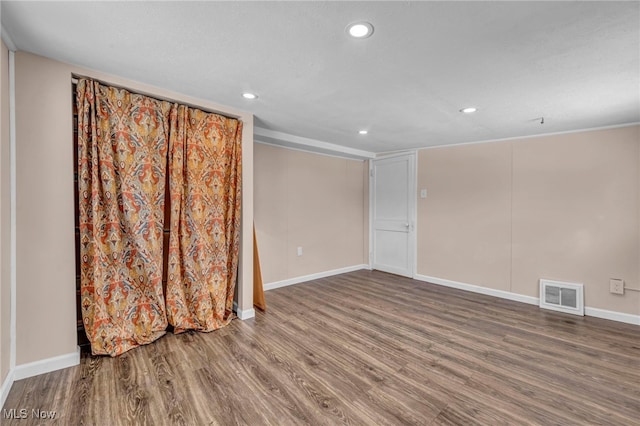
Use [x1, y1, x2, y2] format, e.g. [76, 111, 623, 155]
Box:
[297, 246, 303, 256]
[609, 279, 624, 295]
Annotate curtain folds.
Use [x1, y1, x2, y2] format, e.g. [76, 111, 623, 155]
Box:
[166, 106, 242, 333]
[77, 79, 242, 356]
[77, 80, 171, 356]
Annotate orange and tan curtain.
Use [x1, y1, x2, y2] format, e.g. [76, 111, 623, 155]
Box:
[77, 79, 242, 356]
[77, 80, 171, 356]
[166, 105, 242, 333]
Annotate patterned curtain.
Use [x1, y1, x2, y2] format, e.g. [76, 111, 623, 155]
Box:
[77, 80, 172, 356]
[165, 105, 242, 333]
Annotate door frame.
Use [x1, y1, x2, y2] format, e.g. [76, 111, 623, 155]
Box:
[369, 151, 418, 278]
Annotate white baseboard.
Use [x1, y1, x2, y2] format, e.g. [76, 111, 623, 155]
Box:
[414, 274, 539, 305]
[1, 368, 15, 409]
[585, 307, 640, 326]
[236, 307, 255, 320]
[233, 301, 255, 320]
[414, 274, 640, 326]
[13, 347, 80, 381]
[264, 264, 370, 291]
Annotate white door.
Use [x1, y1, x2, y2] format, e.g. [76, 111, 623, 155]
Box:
[371, 153, 416, 277]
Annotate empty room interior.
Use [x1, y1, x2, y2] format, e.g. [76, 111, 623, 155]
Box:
[0, 1, 639, 425]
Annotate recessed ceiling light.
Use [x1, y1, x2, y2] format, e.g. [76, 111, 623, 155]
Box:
[359, 130, 368, 135]
[460, 107, 477, 113]
[347, 22, 374, 38]
[242, 92, 258, 100]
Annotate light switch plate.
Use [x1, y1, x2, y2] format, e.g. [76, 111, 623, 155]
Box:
[420, 189, 427, 198]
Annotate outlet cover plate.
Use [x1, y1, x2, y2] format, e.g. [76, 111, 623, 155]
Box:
[610, 279, 624, 295]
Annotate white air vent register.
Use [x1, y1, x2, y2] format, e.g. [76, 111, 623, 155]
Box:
[539, 279, 584, 316]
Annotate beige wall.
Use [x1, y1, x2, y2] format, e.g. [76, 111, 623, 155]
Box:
[417, 126, 640, 316]
[1, 39, 11, 384]
[363, 160, 370, 263]
[254, 143, 367, 284]
[14, 51, 253, 365]
[418, 141, 512, 291]
[511, 127, 640, 314]
[15, 52, 76, 365]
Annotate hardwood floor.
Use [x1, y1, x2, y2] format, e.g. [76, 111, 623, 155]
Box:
[3, 270, 640, 425]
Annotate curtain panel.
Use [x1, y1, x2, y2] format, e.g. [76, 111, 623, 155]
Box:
[77, 79, 243, 356]
[166, 105, 242, 333]
[77, 80, 171, 356]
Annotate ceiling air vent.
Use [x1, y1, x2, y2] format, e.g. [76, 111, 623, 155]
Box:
[539, 279, 584, 316]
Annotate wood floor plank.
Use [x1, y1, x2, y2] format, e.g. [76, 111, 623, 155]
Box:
[3, 270, 639, 425]
[502, 334, 640, 383]
[148, 350, 199, 425]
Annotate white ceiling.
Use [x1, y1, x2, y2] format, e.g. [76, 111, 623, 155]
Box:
[2, 1, 639, 156]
